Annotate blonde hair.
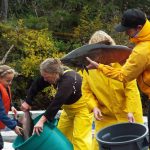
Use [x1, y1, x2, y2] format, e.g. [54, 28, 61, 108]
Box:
[40, 58, 64, 75]
[0, 65, 15, 77]
[88, 30, 116, 45]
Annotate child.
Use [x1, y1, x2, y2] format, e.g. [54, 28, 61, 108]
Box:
[0, 65, 22, 149]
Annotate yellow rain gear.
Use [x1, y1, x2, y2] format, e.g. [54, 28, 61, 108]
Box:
[57, 70, 93, 150]
[98, 20, 150, 98]
[82, 63, 143, 150]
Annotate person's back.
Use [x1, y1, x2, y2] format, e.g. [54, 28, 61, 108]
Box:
[128, 21, 150, 97]
[21, 58, 93, 150]
[81, 30, 143, 150]
[82, 64, 143, 123]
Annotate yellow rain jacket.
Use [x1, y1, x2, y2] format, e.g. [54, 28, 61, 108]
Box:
[82, 63, 143, 122]
[82, 64, 143, 150]
[58, 70, 93, 150]
[98, 20, 150, 98]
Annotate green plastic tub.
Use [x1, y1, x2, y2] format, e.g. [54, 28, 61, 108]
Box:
[13, 115, 73, 150]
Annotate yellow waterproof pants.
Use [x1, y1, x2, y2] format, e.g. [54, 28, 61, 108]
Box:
[57, 106, 93, 150]
[92, 115, 118, 150]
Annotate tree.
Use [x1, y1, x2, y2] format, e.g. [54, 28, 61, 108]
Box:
[0, 19, 63, 109]
[0, 0, 8, 21]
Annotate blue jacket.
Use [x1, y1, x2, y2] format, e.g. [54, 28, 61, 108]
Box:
[0, 94, 17, 130]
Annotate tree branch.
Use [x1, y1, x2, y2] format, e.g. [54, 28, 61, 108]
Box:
[0, 45, 14, 65]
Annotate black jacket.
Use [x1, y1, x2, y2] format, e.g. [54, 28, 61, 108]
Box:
[26, 70, 82, 121]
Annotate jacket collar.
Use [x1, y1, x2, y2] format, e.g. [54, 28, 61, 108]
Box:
[130, 19, 150, 44]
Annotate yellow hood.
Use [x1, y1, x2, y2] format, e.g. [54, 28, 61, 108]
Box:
[130, 20, 150, 43]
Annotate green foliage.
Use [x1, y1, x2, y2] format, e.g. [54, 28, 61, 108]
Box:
[73, 5, 103, 44]
[48, 9, 78, 32]
[1, 19, 58, 77]
[0, 19, 62, 108]
[1, 0, 150, 111]
[113, 0, 150, 13]
[24, 16, 49, 29]
[73, 2, 120, 44]
[8, 0, 32, 18]
[54, 40, 81, 53]
[42, 86, 56, 98]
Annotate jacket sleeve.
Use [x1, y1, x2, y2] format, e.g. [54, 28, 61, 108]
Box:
[0, 95, 17, 130]
[98, 49, 148, 82]
[26, 76, 50, 105]
[81, 71, 99, 110]
[123, 80, 142, 113]
[44, 75, 76, 121]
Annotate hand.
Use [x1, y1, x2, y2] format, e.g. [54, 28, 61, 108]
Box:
[14, 126, 23, 135]
[127, 112, 135, 123]
[20, 101, 31, 112]
[86, 57, 99, 69]
[11, 106, 17, 119]
[93, 107, 103, 121]
[32, 115, 47, 136]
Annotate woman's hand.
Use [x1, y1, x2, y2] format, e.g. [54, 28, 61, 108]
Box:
[33, 115, 47, 136]
[14, 126, 23, 135]
[93, 107, 103, 121]
[86, 57, 99, 69]
[127, 112, 135, 123]
[11, 106, 17, 119]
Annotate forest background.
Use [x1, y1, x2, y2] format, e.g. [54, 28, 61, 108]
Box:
[0, 0, 150, 114]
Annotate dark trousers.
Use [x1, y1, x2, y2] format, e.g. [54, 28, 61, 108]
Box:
[0, 132, 3, 150]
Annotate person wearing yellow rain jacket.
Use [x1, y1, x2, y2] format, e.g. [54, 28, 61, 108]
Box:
[82, 30, 143, 150]
[86, 8, 150, 148]
[21, 58, 93, 150]
[88, 9, 150, 97]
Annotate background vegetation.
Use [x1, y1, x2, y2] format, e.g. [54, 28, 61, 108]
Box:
[0, 0, 149, 114]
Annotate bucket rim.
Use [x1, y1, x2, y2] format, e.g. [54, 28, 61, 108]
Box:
[12, 119, 55, 149]
[96, 122, 148, 145]
[12, 134, 37, 149]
